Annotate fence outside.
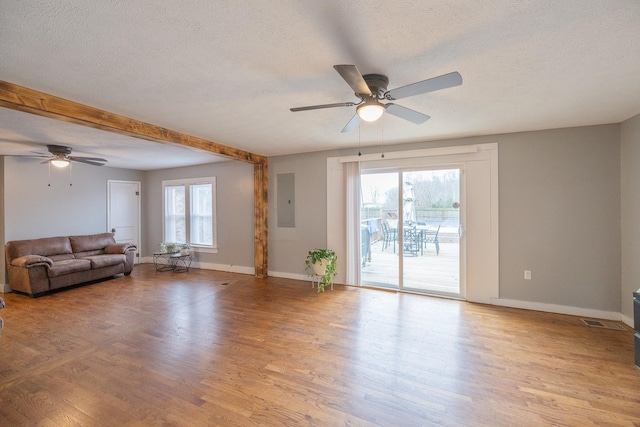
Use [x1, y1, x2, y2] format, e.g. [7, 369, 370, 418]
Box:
[362, 208, 459, 224]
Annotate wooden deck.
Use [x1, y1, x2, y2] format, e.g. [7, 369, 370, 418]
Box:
[1, 265, 639, 425]
[362, 232, 461, 296]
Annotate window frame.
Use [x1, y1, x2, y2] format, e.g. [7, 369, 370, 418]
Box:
[162, 177, 218, 254]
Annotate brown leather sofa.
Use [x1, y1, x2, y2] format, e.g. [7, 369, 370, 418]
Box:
[5, 233, 136, 297]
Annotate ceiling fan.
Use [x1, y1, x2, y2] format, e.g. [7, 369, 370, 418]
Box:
[290, 65, 462, 132]
[26, 145, 107, 167]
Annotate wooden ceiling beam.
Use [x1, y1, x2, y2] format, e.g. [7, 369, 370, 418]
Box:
[0, 80, 267, 165]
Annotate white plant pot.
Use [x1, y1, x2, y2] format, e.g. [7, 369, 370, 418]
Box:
[180, 249, 190, 256]
[313, 259, 328, 276]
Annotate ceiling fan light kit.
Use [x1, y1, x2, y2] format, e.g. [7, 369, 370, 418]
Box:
[357, 101, 385, 122]
[50, 159, 70, 168]
[290, 65, 462, 132]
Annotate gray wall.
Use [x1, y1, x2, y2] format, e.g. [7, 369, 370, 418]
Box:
[1, 156, 143, 287]
[269, 124, 622, 312]
[3, 157, 143, 240]
[621, 113, 640, 320]
[142, 160, 255, 268]
[268, 151, 331, 276]
[1, 155, 254, 286]
[498, 125, 620, 311]
[1, 122, 630, 315]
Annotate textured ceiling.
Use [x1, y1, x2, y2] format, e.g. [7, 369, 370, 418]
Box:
[1, 1, 639, 170]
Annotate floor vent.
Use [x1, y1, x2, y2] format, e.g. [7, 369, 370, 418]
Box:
[580, 319, 627, 330]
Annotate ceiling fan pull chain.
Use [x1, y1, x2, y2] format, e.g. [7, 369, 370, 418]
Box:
[47, 162, 51, 187]
[380, 116, 385, 158]
[69, 162, 73, 186]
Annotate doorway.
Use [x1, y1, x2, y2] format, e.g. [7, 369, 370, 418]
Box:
[360, 167, 464, 298]
[107, 180, 141, 264]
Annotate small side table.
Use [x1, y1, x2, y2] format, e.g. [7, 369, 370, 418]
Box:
[153, 252, 192, 273]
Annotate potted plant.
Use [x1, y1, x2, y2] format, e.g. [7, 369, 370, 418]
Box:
[305, 248, 337, 292]
[180, 243, 190, 256]
[160, 242, 178, 253]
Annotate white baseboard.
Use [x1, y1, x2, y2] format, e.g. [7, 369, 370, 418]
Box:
[195, 261, 255, 275]
[491, 298, 622, 321]
[139, 258, 255, 275]
[268, 271, 307, 281]
[1, 283, 11, 293]
[268, 271, 348, 287]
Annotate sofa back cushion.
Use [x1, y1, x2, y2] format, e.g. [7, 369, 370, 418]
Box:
[5, 237, 73, 263]
[70, 233, 116, 256]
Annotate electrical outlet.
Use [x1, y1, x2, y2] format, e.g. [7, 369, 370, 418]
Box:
[524, 270, 532, 280]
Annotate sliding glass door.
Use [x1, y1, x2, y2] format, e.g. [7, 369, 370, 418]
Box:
[360, 167, 464, 298]
[361, 172, 400, 288]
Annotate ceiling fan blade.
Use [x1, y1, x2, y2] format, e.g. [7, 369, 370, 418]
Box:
[341, 114, 361, 133]
[69, 155, 108, 163]
[7, 154, 50, 159]
[334, 65, 372, 97]
[385, 71, 462, 100]
[70, 158, 106, 166]
[385, 104, 431, 124]
[290, 102, 356, 112]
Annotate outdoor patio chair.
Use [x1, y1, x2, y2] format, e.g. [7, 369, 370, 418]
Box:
[422, 224, 441, 255]
[403, 226, 421, 256]
[382, 221, 397, 253]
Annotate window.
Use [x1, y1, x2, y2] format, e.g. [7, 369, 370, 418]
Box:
[163, 177, 217, 252]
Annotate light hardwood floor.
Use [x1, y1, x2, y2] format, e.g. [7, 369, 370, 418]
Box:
[1, 264, 639, 426]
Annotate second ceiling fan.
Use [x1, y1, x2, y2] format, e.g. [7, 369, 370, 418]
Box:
[29, 145, 107, 167]
[290, 65, 462, 132]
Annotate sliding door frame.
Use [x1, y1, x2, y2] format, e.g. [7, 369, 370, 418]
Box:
[327, 143, 498, 304]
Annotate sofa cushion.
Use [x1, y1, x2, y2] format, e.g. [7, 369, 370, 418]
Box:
[82, 254, 127, 269]
[49, 254, 76, 262]
[74, 249, 105, 258]
[5, 237, 72, 262]
[69, 233, 116, 254]
[47, 259, 92, 278]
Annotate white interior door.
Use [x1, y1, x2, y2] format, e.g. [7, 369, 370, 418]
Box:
[108, 180, 141, 264]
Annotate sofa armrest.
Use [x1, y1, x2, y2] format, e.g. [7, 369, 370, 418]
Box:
[104, 243, 137, 254]
[10, 255, 53, 268]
